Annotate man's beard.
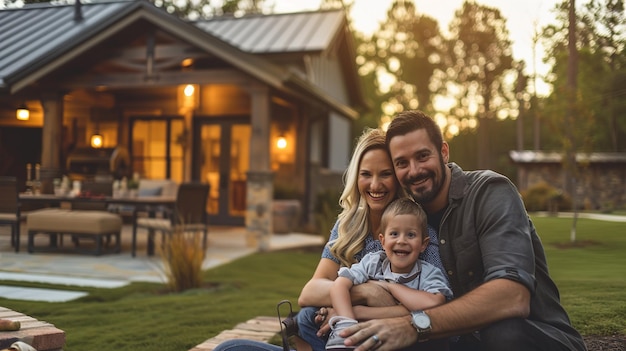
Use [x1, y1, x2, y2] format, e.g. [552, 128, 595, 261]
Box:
[405, 159, 447, 205]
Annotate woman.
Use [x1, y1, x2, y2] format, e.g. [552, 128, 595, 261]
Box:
[213, 128, 417, 351]
[294, 128, 408, 351]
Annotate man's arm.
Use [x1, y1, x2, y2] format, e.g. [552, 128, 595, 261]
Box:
[341, 278, 530, 351]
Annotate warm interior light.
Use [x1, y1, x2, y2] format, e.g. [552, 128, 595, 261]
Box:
[276, 136, 287, 149]
[16, 104, 29, 121]
[181, 58, 193, 67]
[90, 134, 103, 148]
[184, 84, 195, 97]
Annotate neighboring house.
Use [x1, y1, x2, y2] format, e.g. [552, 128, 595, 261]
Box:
[0, 0, 366, 248]
[509, 150, 626, 211]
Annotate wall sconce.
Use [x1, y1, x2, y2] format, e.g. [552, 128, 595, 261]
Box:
[16, 103, 29, 121]
[90, 133, 103, 148]
[276, 135, 287, 150]
[184, 84, 195, 97]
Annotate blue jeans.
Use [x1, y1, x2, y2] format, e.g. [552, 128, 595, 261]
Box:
[295, 306, 327, 351]
[212, 339, 283, 351]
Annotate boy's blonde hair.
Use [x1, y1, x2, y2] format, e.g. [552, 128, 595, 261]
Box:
[379, 198, 428, 239]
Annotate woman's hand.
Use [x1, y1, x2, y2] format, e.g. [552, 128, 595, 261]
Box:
[315, 307, 336, 337]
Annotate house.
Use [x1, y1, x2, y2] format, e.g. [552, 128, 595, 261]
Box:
[0, 0, 366, 249]
[509, 150, 626, 211]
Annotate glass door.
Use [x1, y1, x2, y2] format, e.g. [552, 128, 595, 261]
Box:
[195, 118, 250, 226]
[130, 117, 184, 182]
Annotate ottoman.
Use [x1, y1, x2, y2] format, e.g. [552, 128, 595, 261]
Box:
[27, 209, 122, 255]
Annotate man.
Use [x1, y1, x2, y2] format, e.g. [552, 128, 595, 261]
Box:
[340, 110, 587, 351]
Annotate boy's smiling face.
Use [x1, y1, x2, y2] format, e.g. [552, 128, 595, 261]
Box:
[379, 214, 429, 274]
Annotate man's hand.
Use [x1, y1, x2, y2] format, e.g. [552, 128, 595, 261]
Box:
[350, 281, 396, 306]
[340, 316, 417, 351]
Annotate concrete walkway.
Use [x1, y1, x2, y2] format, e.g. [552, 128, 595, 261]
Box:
[0, 224, 324, 302]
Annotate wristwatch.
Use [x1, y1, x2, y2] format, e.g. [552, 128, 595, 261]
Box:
[410, 310, 432, 342]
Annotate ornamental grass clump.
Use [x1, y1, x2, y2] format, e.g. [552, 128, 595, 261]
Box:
[160, 228, 205, 292]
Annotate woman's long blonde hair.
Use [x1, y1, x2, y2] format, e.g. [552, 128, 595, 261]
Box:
[330, 128, 401, 267]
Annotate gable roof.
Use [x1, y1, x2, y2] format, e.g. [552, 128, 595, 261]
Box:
[0, 0, 361, 118]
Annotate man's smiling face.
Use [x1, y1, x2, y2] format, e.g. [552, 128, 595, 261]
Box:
[388, 129, 448, 208]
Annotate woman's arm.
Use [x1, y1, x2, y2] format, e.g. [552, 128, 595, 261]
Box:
[383, 283, 445, 311]
[298, 257, 340, 307]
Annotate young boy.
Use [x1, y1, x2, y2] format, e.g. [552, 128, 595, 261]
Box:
[326, 198, 452, 350]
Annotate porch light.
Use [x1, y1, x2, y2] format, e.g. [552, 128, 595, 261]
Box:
[16, 103, 29, 121]
[90, 133, 103, 148]
[184, 84, 195, 97]
[276, 135, 287, 149]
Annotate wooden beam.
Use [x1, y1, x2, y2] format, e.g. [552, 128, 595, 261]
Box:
[55, 69, 252, 89]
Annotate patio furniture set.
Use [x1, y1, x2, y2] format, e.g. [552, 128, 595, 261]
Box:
[0, 177, 209, 256]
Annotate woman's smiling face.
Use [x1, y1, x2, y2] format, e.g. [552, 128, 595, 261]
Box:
[357, 148, 398, 214]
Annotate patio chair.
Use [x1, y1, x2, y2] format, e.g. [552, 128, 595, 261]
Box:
[72, 180, 113, 211]
[131, 182, 210, 257]
[0, 176, 21, 252]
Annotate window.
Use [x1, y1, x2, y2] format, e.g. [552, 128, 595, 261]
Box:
[130, 117, 185, 182]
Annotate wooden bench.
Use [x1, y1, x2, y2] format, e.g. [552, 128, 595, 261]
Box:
[189, 316, 281, 351]
[27, 208, 122, 255]
[0, 307, 65, 351]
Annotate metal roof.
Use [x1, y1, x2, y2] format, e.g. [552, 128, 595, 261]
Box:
[194, 10, 345, 54]
[0, 1, 138, 88]
[0, 1, 359, 118]
[509, 150, 626, 163]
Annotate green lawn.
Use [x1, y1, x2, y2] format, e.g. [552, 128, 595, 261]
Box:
[1, 215, 624, 350]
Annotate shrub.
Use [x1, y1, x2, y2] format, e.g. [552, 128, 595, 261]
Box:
[313, 188, 341, 240]
[521, 182, 572, 212]
[159, 229, 205, 292]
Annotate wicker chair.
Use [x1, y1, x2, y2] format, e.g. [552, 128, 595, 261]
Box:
[0, 177, 21, 252]
[131, 182, 210, 257]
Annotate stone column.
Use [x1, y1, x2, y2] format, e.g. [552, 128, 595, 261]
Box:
[39, 92, 65, 194]
[245, 171, 273, 251]
[246, 83, 273, 251]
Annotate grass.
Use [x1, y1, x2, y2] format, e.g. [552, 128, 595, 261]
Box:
[533, 215, 626, 336]
[0, 215, 624, 350]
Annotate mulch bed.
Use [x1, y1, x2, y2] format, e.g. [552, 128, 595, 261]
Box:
[584, 334, 625, 351]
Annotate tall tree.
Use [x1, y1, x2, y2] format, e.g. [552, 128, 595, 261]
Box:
[355, 0, 444, 131]
[443, 1, 515, 169]
[565, 0, 580, 242]
[583, 0, 626, 151]
[543, 0, 626, 154]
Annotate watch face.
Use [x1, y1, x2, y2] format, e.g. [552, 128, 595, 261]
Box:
[413, 313, 430, 329]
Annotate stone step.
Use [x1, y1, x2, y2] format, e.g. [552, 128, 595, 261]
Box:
[189, 316, 281, 351]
